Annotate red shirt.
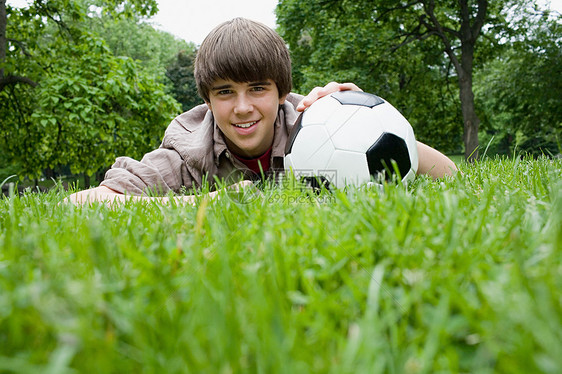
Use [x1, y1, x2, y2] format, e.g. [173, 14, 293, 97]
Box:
[232, 147, 272, 175]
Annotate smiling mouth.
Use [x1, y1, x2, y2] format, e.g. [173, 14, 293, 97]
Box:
[233, 121, 258, 129]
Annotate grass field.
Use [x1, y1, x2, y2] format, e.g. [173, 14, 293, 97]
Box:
[1, 156, 561, 373]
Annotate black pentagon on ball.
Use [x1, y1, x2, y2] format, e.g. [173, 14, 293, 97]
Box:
[331, 90, 384, 108]
[366, 133, 411, 181]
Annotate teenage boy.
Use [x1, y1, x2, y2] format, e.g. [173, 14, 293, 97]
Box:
[68, 18, 457, 205]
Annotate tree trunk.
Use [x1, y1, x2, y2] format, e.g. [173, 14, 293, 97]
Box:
[0, 1, 37, 92]
[96, 169, 105, 184]
[44, 167, 55, 180]
[423, 0, 486, 162]
[457, 1, 483, 162]
[458, 60, 480, 162]
[460, 87, 479, 161]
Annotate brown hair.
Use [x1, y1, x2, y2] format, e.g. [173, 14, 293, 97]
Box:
[194, 18, 292, 102]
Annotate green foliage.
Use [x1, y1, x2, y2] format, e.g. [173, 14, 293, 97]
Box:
[0, 157, 561, 372]
[0, 0, 180, 180]
[30, 33, 179, 176]
[165, 49, 202, 111]
[86, 6, 201, 111]
[476, 13, 562, 156]
[93, 0, 159, 18]
[89, 14, 193, 78]
[275, 0, 472, 153]
[276, 0, 556, 157]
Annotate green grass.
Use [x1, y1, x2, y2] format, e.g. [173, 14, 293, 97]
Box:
[1, 156, 561, 373]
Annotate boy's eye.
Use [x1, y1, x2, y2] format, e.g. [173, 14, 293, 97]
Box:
[217, 89, 233, 95]
[251, 86, 265, 92]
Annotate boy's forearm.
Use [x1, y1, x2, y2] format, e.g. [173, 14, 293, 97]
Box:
[416, 141, 458, 179]
[66, 186, 202, 205]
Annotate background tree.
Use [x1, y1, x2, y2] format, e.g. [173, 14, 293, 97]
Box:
[275, 1, 462, 154]
[89, 14, 194, 77]
[476, 11, 561, 156]
[0, 0, 158, 90]
[89, 13, 201, 125]
[0, 0, 184, 184]
[165, 48, 201, 112]
[276, 0, 551, 160]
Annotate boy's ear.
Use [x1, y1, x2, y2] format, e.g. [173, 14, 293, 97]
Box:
[279, 94, 288, 105]
[205, 101, 212, 111]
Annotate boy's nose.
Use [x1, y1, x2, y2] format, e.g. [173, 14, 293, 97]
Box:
[233, 95, 253, 114]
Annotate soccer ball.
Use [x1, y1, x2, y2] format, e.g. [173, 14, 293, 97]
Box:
[284, 90, 418, 189]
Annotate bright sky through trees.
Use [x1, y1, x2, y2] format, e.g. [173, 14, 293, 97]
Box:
[7, 0, 561, 45]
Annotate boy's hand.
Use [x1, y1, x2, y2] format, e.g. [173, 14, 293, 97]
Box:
[65, 186, 121, 205]
[296, 82, 362, 112]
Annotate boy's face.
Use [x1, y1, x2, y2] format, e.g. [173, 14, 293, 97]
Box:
[206, 79, 287, 158]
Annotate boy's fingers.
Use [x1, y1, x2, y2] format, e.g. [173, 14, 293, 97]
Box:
[296, 82, 363, 112]
[314, 81, 340, 96]
[296, 86, 322, 111]
[337, 82, 362, 92]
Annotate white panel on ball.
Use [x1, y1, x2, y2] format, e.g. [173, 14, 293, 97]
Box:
[321, 102, 364, 135]
[369, 103, 411, 138]
[328, 106, 386, 152]
[404, 131, 419, 174]
[297, 96, 341, 127]
[401, 167, 417, 183]
[285, 124, 335, 172]
[325, 149, 371, 188]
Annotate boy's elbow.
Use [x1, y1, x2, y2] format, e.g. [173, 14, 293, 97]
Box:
[417, 161, 458, 180]
[440, 160, 459, 178]
[416, 141, 459, 179]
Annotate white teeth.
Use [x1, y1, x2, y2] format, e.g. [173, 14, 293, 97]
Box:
[234, 121, 257, 128]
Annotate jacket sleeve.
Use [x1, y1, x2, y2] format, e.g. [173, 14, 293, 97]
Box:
[100, 148, 195, 195]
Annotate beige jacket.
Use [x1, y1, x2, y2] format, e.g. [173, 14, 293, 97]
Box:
[100, 93, 303, 195]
